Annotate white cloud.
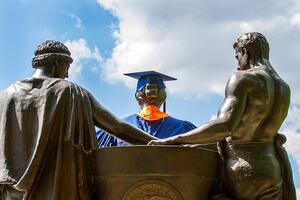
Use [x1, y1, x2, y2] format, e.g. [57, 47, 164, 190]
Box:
[68, 13, 84, 30]
[297, 188, 300, 199]
[97, 0, 300, 99]
[64, 38, 103, 79]
[291, 13, 300, 27]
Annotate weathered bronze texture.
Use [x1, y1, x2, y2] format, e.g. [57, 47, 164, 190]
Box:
[0, 40, 156, 200]
[135, 81, 167, 110]
[149, 32, 296, 200]
[92, 146, 220, 200]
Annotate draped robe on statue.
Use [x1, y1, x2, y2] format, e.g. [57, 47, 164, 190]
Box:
[0, 78, 97, 200]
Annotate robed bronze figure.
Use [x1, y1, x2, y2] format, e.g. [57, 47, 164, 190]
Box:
[150, 32, 296, 200]
[0, 40, 155, 200]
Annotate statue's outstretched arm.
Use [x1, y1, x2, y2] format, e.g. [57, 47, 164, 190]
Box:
[89, 94, 157, 144]
[149, 73, 248, 145]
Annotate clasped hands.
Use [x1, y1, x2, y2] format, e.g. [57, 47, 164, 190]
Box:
[148, 135, 180, 146]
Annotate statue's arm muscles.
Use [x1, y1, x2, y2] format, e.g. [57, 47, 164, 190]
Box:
[89, 94, 157, 145]
[151, 73, 249, 145]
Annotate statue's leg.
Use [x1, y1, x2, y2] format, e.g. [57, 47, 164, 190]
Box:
[257, 186, 282, 200]
[225, 178, 282, 200]
[224, 143, 282, 200]
[0, 185, 3, 200]
[0, 185, 23, 200]
[210, 193, 233, 200]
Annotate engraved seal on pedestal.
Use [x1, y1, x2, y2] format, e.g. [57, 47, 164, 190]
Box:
[122, 180, 183, 200]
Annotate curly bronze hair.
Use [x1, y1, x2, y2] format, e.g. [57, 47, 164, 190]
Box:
[32, 40, 73, 68]
[233, 32, 269, 60]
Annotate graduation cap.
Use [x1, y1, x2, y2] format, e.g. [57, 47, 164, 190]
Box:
[124, 70, 177, 112]
[124, 70, 177, 91]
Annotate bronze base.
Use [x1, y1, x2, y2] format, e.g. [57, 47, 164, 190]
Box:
[93, 145, 220, 200]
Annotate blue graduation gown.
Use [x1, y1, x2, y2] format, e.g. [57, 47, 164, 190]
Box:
[96, 114, 196, 147]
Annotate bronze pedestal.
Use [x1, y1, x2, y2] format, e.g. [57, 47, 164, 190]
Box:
[93, 146, 220, 200]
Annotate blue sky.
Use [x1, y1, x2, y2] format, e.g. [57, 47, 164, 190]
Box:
[1, 0, 300, 196]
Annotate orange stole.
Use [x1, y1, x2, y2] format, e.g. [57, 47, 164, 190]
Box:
[138, 105, 168, 121]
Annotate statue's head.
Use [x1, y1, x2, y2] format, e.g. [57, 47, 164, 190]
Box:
[32, 40, 73, 78]
[233, 32, 269, 60]
[124, 71, 176, 110]
[135, 82, 167, 109]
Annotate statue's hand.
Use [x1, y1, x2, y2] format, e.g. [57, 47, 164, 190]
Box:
[148, 138, 176, 145]
[148, 139, 160, 145]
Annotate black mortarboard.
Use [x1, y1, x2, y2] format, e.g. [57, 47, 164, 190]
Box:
[124, 70, 177, 91]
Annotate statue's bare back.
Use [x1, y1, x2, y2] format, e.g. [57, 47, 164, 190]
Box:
[223, 64, 290, 144]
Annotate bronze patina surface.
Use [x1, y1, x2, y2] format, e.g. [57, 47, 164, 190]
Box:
[93, 146, 220, 200]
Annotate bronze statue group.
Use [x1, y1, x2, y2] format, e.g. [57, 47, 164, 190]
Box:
[0, 32, 296, 200]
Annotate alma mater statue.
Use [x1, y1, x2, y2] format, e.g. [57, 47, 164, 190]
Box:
[0, 40, 155, 200]
[149, 32, 296, 200]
